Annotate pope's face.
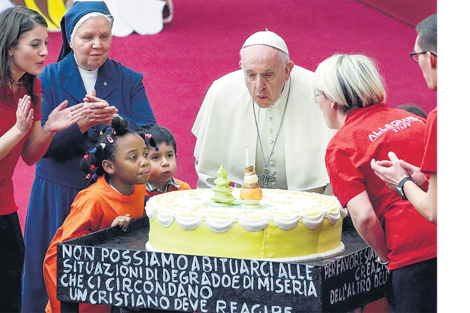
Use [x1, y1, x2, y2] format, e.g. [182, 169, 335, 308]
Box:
[70, 15, 112, 71]
[241, 45, 293, 108]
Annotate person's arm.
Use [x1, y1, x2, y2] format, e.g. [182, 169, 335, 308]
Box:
[371, 152, 436, 224]
[21, 99, 87, 165]
[402, 172, 437, 224]
[126, 73, 156, 127]
[43, 208, 94, 313]
[346, 190, 389, 263]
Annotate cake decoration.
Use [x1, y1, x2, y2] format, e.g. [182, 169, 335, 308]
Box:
[210, 164, 235, 206]
[240, 165, 263, 207]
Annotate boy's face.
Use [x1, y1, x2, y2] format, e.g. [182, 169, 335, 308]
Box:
[149, 143, 177, 189]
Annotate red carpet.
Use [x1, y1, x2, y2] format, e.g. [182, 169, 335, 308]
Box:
[12, 0, 437, 230]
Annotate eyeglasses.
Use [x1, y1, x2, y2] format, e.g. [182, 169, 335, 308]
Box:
[410, 51, 437, 63]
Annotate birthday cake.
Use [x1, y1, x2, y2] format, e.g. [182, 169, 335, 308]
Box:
[145, 186, 347, 261]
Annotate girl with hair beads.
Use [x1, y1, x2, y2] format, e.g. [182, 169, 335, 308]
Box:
[43, 116, 150, 313]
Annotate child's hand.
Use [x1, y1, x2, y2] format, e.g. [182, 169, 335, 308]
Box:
[111, 214, 131, 232]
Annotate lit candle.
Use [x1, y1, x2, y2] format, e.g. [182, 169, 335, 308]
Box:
[246, 146, 249, 167]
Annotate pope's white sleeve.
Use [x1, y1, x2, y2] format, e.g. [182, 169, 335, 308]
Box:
[195, 158, 216, 188]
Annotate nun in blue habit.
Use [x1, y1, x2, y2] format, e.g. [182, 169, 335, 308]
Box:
[21, 1, 156, 311]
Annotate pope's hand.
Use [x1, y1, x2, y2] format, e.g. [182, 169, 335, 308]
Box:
[43, 100, 87, 134]
[15, 96, 34, 133]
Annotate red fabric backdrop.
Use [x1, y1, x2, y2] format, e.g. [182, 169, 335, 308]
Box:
[12, 0, 437, 229]
[356, 0, 437, 27]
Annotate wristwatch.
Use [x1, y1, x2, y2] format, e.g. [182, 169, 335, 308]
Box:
[397, 177, 413, 200]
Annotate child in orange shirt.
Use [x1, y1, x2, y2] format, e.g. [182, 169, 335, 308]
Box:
[138, 124, 191, 199]
[43, 117, 150, 313]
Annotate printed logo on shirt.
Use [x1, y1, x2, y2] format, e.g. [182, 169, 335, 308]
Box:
[369, 116, 424, 142]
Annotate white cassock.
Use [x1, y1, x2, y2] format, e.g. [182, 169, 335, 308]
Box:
[192, 65, 336, 191]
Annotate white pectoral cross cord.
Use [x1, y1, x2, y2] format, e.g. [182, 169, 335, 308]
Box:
[252, 80, 291, 189]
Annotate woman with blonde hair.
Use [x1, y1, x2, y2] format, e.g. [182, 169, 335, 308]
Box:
[313, 54, 436, 312]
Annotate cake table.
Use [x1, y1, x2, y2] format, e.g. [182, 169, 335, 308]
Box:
[57, 217, 388, 312]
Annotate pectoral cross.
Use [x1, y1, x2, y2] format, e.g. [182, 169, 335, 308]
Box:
[259, 167, 276, 188]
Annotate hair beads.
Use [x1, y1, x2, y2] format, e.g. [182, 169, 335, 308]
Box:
[80, 116, 133, 185]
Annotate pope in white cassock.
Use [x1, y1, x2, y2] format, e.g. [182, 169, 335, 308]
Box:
[192, 30, 336, 193]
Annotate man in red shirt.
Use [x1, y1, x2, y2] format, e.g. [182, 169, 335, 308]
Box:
[371, 14, 437, 225]
[371, 14, 439, 312]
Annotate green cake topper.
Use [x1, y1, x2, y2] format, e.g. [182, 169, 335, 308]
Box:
[211, 165, 235, 205]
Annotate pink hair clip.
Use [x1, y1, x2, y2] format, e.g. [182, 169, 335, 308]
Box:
[145, 134, 152, 139]
[83, 155, 89, 160]
[107, 136, 114, 144]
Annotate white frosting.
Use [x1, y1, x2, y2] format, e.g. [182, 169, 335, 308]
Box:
[301, 214, 326, 229]
[146, 189, 344, 234]
[206, 216, 236, 233]
[273, 215, 299, 230]
[174, 213, 203, 230]
[156, 210, 174, 227]
[326, 207, 348, 225]
[238, 216, 270, 231]
[244, 174, 259, 184]
[146, 204, 157, 221]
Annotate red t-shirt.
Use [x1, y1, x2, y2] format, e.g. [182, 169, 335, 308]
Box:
[421, 107, 437, 173]
[0, 80, 42, 215]
[326, 104, 437, 270]
[44, 176, 146, 313]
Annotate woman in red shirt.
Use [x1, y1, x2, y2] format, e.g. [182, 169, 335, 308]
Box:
[313, 54, 436, 312]
[0, 7, 86, 311]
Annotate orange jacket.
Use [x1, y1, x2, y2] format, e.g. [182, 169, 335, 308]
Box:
[43, 176, 146, 313]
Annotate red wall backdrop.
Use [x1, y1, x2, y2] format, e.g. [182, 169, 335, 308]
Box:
[356, 0, 437, 27]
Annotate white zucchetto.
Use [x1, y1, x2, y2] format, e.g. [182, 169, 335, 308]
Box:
[242, 29, 289, 55]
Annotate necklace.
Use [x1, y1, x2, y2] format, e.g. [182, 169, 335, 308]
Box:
[252, 79, 291, 188]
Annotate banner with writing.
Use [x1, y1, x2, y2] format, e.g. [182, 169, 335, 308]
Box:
[57, 245, 322, 312]
[321, 247, 389, 311]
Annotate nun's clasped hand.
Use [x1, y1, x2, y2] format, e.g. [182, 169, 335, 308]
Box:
[77, 88, 118, 133]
